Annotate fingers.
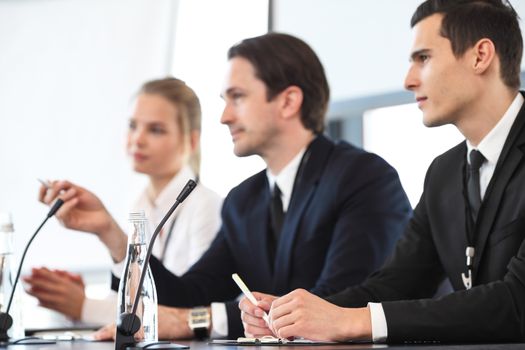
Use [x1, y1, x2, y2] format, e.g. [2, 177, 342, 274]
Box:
[38, 184, 48, 203]
[239, 297, 268, 318]
[92, 323, 116, 341]
[26, 287, 64, 308]
[267, 289, 312, 337]
[252, 291, 276, 311]
[241, 307, 268, 328]
[24, 267, 76, 297]
[240, 296, 276, 338]
[24, 267, 85, 320]
[40, 180, 78, 206]
[243, 323, 274, 338]
[271, 312, 298, 339]
[54, 196, 79, 220]
[54, 270, 85, 286]
[268, 291, 297, 320]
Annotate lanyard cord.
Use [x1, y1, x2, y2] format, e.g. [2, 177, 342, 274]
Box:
[461, 159, 476, 289]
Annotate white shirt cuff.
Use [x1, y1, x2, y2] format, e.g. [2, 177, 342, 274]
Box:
[111, 260, 126, 279]
[81, 294, 117, 325]
[210, 302, 228, 338]
[368, 302, 387, 343]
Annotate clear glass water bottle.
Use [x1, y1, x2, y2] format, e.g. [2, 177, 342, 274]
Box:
[0, 213, 24, 339]
[117, 211, 158, 342]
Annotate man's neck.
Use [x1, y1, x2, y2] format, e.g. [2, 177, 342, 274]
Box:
[458, 88, 518, 147]
[265, 131, 315, 175]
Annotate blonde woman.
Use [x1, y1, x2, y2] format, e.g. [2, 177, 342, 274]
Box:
[24, 78, 222, 325]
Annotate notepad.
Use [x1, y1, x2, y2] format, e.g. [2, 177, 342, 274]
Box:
[209, 336, 349, 346]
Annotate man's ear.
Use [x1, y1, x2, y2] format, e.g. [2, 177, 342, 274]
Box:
[471, 38, 496, 75]
[279, 86, 303, 120]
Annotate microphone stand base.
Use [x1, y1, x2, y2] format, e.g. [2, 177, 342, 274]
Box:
[0, 337, 56, 347]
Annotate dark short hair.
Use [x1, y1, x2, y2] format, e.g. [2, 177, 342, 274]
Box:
[139, 77, 202, 175]
[411, 0, 522, 89]
[228, 32, 329, 134]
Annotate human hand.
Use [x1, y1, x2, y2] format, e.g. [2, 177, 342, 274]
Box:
[92, 321, 148, 342]
[38, 180, 112, 235]
[269, 289, 372, 342]
[92, 306, 198, 341]
[239, 291, 276, 337]
[23, 267, 85, 320]
[92, 323, 116, 341]
[38, 180, 127, 261]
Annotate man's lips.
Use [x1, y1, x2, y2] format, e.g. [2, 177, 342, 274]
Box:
[229, 128, 244, 141]
[416, 96, 428, 107]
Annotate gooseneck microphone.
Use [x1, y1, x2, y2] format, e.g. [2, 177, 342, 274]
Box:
[116, 179, 197, 350]
[0, 198, 64, 343]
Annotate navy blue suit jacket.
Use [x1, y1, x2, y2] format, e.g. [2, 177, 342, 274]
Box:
[147, 134, 411, 337]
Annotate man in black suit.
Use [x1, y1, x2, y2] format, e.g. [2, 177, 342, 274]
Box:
[241, 0, 525, 344]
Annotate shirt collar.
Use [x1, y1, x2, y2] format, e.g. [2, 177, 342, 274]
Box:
[266, 147, 307, 211]
[151, 165, 196, 209]
[466, 93, 524, 165]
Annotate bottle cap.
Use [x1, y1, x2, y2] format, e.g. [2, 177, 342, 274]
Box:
[129, 210, 146, 222]
[0, 212, 14, 232]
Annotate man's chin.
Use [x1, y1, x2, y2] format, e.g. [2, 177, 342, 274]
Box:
[233, 144, 255, 158]
[422, 115, 449, 128]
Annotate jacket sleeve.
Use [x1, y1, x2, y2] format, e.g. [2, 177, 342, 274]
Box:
[148, 228, 239, 307]
[382, 238, 525, 343]
[325, 158, 445, 308]
[310, 152, 412, 297]
[325, 193, 447, 308]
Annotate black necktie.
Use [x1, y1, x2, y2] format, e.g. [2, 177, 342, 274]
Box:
[467, 149, 486, 222]
[270, 184, 284, 244]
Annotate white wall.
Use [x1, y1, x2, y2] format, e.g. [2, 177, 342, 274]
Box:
[0, 0, 178, 271]
[274, 0, 525, 100]
[170, 0, 268, 197]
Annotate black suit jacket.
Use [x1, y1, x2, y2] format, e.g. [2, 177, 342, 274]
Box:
[146, 134, 411, 337]
[327, 95, 525, 343]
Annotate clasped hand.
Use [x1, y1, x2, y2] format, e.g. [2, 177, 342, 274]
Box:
[239, 289, 372, 342]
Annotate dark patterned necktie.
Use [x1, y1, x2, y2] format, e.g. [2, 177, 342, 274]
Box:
[270, 184, 284, 243]
[467, 149, 486, 222]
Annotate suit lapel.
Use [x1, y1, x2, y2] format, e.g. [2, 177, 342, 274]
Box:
[272, 135, 335, 293]
[474, 98, 525, 278]
[246, 175, 274, 283]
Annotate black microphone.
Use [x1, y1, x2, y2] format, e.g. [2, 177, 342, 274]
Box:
[115, 179, 197, 350]
[0, 199, 64, 343]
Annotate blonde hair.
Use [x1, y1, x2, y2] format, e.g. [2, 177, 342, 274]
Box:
[139, 77, 202, 176]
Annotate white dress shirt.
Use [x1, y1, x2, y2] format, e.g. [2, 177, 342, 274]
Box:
[369, 93, 524, 342]
[81, 165, 223, 324]
[211, 147, 307, 338]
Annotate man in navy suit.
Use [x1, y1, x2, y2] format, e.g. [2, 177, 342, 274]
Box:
[243, 0, 525, 344]
[43, 32, 411, 339]
[139, 32, 411, 339]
